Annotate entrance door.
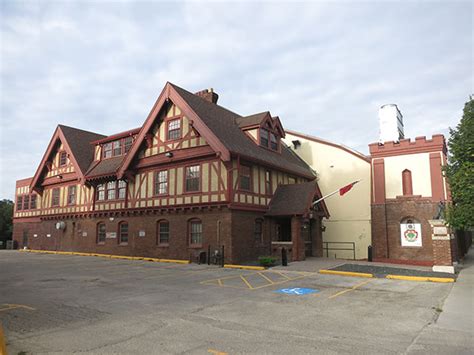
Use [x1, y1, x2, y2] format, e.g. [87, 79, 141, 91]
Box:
[302, 222, 312, 257]
[22, 230, 28, 248]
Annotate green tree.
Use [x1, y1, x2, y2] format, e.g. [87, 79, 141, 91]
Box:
[445, 97, 474, 229]
[0, 199, 14, 240]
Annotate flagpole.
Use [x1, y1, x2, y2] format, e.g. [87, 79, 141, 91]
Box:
[312, 179, 362, 206]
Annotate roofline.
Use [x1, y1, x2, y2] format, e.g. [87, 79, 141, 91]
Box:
[91, 127, 141, 144]
[285, 130, 371, 163]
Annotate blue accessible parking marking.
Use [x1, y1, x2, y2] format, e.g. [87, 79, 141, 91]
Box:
[274, 287, 320, 295]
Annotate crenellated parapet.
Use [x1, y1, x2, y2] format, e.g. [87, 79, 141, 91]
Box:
[369, 134, 446, 158]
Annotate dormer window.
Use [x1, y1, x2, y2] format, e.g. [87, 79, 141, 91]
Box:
[124, 136, 133, 153]
[270, 133, 278, 150]
[103, 143, 113, 158]
[260, 128, 269, 147]
[112, 140, 121, 156]
[102, 137, 135, 159]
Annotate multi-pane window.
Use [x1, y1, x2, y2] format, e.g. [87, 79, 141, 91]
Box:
[288, 177, 296, 184]
[154, 170, 168, 195]
[97, 223, 106, 243]
[239, 165, 251, 191]
[254, 219, 263, 242]
[59, 151, 67, 166]
[118, 180, 127, 199]
[157, 221, 170, 245]
[270, 133, 278, 150]
[97, 184, 105, 201]
[67, 186, 76, 205]
[30, 194, 37, 209]
[260, 128, 269, 147]
[106, 181, 116, 200]
[103, 143, 113, 158]
[185, 165, 200, 192]
[124, 136, 133, 153]
[16, 196, 23, 211]
[119, 222, 128, 244]
[112, 140, 122, 156]
[189, 220, 202, 245]
[265, 170, 272, 195]
[167, 119, 181, 140]
[51, 188, 60, 207]
[23, 195, 30, 210]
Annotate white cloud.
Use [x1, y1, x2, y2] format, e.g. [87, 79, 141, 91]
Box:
[0, 0, 472, 199]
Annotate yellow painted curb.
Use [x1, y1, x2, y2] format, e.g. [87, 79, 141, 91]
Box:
[0, 324, 7, 355]
[19, 250, 189, 265]
[386, 275, 455, 283]
[319, 269, 374, 278]
[224, 264, 265, 271]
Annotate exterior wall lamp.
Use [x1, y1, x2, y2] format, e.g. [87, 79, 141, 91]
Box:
[165, 152, 173, 158]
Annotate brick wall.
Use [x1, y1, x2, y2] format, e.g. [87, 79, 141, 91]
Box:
[371, 197, 438, 262]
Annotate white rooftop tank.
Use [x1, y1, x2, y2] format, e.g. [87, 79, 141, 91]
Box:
[378, 104, 404, 143]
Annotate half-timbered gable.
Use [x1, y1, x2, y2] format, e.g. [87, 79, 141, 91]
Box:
[13, 82, 328, 264]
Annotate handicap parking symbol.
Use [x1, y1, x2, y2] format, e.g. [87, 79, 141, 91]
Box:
[274, 287, 319, 295]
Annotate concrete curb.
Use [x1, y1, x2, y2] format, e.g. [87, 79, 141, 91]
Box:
[386, 275, 455, 283]
[18, 249, 190, 265]
[319, 269, 374, 278]
[224, 264, 265, 271]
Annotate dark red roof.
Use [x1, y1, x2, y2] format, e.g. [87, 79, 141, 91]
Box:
[236, 112, 269, 128]
[58, 125, 106, 175]
[169, 84, 314, 178]
[85, 156, 124, 180]
[266, 181, 329, 217]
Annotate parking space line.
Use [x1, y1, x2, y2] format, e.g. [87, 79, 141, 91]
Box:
[240, 275, 254, 289]
[0, 304, 36, 312]
[271, 270, 292, 280]
[258, 272, 275, 284]
[208, 349, 228, 355]
[328, 280, 372, 299]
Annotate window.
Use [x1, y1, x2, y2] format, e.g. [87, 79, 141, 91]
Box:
[239, 165, 251, 191]
[59, 151, 67, 166]
[288, 177, 296, 185]
[254, 219, 263, 242]
[97, 184, 105, 201]
[51, 188, 60, 207]
[106, 181, 116, 200]
[260, 128, 269, 147]
[167, 119, 181, 140]
[16, 196, 23, 211]
[189, 219, 202, 245]
[30, 194, 37, 209]
[124, 136, 133, 153]
[112, 140, 121, 156]
[154, 170, 168, 195]
[118, 180, 127, 199]
[103, 143, 113, 158]
[23, 195, 30, 210]
[402, 169, 413, 196]
[265, 170, 272, 195]
[118, 222, 128, 244]
[97, 223, 106, 243]
[185, 165, 200, 192]
[270, 133, 278, 150]
[67, 186, 76, 205]
[157, 220, 170, 245]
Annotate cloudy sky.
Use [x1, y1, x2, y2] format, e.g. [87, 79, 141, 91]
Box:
[0, 0, 472, 199]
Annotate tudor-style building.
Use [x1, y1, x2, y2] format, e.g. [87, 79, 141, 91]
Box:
[12, 82, 328, 263]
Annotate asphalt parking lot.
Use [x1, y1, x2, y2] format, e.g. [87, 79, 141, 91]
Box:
[0, 251, 459, 354]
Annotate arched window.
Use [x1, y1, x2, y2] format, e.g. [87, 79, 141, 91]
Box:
[97, 222, 106, 244]
[402, 169, 413, 196]
[157, 220, 170, 245]
[254, 219, 263, 243]
[118, 222, 129, 245]
[189, 219, 203, 246]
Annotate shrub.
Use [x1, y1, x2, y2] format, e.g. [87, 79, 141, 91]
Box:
[258, 256, 277, 267]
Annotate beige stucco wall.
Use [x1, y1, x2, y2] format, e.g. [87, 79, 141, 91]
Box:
[383, 152, 431, 198]
[284, 132, 371, 259]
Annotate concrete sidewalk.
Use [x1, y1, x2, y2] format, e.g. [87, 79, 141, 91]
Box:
[406, 246, 474, 354]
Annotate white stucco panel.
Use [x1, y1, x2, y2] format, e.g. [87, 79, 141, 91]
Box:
[384, 152, 431, 198]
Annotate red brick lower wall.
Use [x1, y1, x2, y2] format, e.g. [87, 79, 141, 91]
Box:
[371, 198, 438, 262]
[12, 208, 278, 264]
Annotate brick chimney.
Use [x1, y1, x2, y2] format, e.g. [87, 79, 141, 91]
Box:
[195, 88, 219, 104]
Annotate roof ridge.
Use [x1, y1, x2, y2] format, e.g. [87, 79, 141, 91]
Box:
[58, 124, 106, 138]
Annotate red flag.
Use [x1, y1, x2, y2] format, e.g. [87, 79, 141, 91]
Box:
[339, 181, 359, 196]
